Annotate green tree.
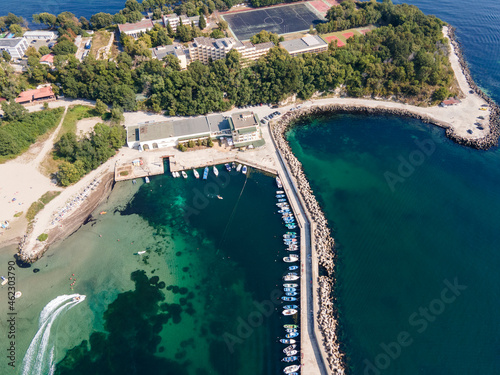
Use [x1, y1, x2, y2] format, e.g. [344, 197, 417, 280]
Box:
[9, 24, 23, 37]
[110, 105, 124, 124]
[1, 51, 11, 62]
[90, 12, 114, 29]
[210, 29, 225, 39]
[52, 39, 77, 55]
[94, 99, 108, 116]
[432, 87, 449, 101]
[218, 20, 228, 31]
[57, 161, 84, 186]
[32, 12, 57, 28]
[38, 46, 51, 55]
[1, 100, 28, 121]
[199, 13, 206, 30]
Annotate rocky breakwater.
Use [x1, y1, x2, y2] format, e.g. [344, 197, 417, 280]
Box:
[271, 108, 346, 374]
[447, 26, 500, 150]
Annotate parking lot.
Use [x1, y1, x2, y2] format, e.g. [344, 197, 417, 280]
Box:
[28, 38, 56, 52]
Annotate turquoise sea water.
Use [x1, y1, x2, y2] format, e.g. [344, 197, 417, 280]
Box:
[287, 114, 500, 374]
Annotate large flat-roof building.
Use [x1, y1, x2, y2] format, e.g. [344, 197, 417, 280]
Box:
[0, 37, 28, 59]
[280, 35, 328, 57]
[23, 30, 57, 40]
[127, 114, 231, 150]
[228, 111, 265, 148]
[151, 44, 188, 69]
[163, 14, 200, 32]
[118, 19, 154, 39]
[188, 37, 273, 65]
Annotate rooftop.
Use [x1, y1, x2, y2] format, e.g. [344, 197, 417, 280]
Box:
[118, 19, 154, 33]
[229, 111, 258, 130]
[16, 86, 55, 103]
[40, 54, 55, 63]
[280, 34, 327, 54]
[0, 37, 25, 48]
[151, 44, 186, 60]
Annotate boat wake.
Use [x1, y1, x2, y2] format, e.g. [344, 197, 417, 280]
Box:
[21, 294, 86, 375]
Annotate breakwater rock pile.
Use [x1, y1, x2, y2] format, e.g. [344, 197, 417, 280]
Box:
[271, 108, 346, 374]
[447, 26, 500, 150]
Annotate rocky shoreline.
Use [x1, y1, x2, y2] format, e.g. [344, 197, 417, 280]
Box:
[447, 26, 500, 150]
[16, 173, 115, 265]
[271, 109, 347, 374]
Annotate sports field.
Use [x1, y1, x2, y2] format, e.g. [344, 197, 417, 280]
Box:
[322, 26, 375, 47]
[223, 3, 324, 41]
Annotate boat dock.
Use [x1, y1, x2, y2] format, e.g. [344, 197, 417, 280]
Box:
[114, 155, 167, 182]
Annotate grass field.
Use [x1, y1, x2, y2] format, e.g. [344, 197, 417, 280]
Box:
[91, 30, 111, 58]
[321, 25, 376, 47]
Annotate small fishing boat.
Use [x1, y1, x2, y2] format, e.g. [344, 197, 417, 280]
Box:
[282, 355, 298, 362]
[203, 167, 209, 180]
[286, 292, 298, 296]
[283, 283, 298, 288]
[283, 234, 296, 239]
[284, 287, 296, 292]
[181, 171, 188, 179]
[278, 210, 291, 215]
[242, 165, 247, 174]
[276, 190, 285, 194]
[280, 339, 296, 345]
[286, 224, 297, 229]
[283, 344, 296, 353]
[282, 309, 297, 316]
[283, 256, 298, 263]
[288, 265, 299, 271]
[283, 274, 299, 281]
[286, 332, 299, 339]
[281, 296, 297, 301]
[232, 162, 236, 169]
[285, 247, 298, 252]
[284, 324, 298, 329]
[285, 350, 298, 356]
[137, 251, 146, 255]
[145, 176, 150, 183]
[225, 163, 231, 172]
[276, 194, 285, 198]
[172, 172, 176, 177]
[213, 165, 219, 176]
[236, 163, 242, 172]
[276, 176, 283, 188]
[277, 200, 288, 204]
[217, 195, 223, 200]
[283, 305, 298, 310]
[286, 232, 297, 236]
[283, 365, 300, 374]
[193, 169, 200, 178]
[285, 328, 298, 333]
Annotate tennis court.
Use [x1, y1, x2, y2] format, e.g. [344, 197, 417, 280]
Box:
[223, 3, 324, 41]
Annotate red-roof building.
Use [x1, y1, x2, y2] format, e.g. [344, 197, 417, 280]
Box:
[15, 86, 56, 105]
[118, 19, 154, 39]
[40, 53, 55, 66]
[440, 98, 461, 106]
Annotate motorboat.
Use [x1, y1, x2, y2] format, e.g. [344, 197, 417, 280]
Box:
[286, 332, 299, 339]
[283, 305, 298, 310]
[285, 328, 298, 333]
[286, 232, 297, 236]
[286, 292, 298, 297]
[285, 350, 298, 356]
[213, 165, 219, 176]
[276, 176, 283, 188]
[236, 163, 242, 172]
[283, 365, 300, 374]
[225, 163, 231, 172]
[276, 190, 285, 194]
[283, 256, 298, 263]
[276, 194, 285, 198]
[283, 274, 299, 281]
[284, 324, 298, 329]
[283, 283, 298, 288]
[282, 309, 297, 316]
[288, 265, 299, 271]
[242, 165, 247, 174]
[281, 296, 297, 301]
[284, 287, 296, 292]
[193, 169, 200, 178]
[282, 356, 298, 362]
[280, 339, 296, 345]
[283, 344, 296, 353]
[286, 224, 297, 229]
[137, 251, 146, 255]
[145, 176, 150, 183]
[203, 167, 209, 180]
[232, 162, 236, 169]
[181, 171, 188, 178]
[283, 234, 296, 239]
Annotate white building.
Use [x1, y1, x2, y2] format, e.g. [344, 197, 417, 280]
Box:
[127, 114, 231, 150]
[23, 30, 57, 40]
[188, 37, 273, 65]
[118, 19, 154, 39]
[228, 111, 265, 148]
[280, 35, 328, 57]
[0, 38, 29, 59]
[163, 14, 200, 32]
[151, 44, 188, 69]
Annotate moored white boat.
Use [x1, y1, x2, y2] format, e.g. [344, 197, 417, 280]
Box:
[193, 169, 200, 178]
[242, 165, 247, 174]
[236, 163, 242, 172]
[213, 165, 219, 176]
[145, 176, 150, 183]
[181, 171, 188, 178]
[276, 176, 283, 188]
[283, 283, 298, 288]
[283, 365, 300, 374]
[282, 309, 297, 316]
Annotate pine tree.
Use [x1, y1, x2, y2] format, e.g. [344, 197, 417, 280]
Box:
[199, 14, 206, 30]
